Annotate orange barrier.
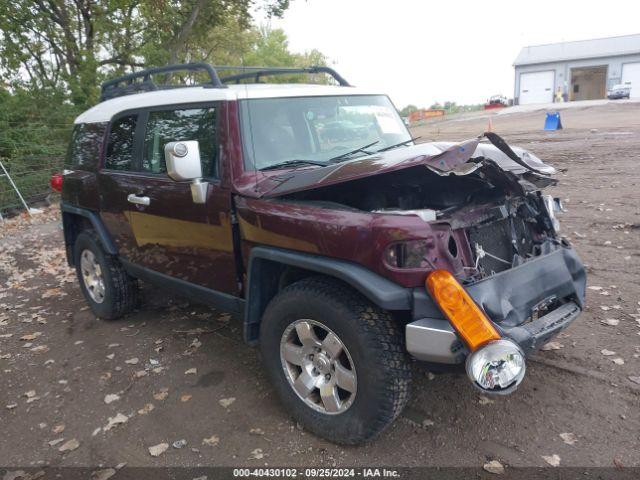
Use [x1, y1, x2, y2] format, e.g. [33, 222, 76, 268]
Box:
[408, 109, 445, 123]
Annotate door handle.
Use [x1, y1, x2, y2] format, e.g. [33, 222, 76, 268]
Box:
[127, 193, 150, 206]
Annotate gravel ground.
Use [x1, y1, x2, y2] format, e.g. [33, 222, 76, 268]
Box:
[0, 102, 639, 474]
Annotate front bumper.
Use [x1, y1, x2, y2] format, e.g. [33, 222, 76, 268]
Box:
[406, 246, 586, 364]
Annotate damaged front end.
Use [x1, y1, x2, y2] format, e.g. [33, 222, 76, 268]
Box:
[388, 135, 584, 394]
[265, 133, 572, 284]
[237, 132, 586, 394]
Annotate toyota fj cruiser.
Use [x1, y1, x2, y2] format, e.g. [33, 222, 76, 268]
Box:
[58, 63, 586, 445]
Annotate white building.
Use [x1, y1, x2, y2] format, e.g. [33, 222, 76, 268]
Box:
[513, 34, 640, 104]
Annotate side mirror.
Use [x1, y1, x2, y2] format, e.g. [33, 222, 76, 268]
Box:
[164, 141, 208, 204]
[164, 141, 202, 181]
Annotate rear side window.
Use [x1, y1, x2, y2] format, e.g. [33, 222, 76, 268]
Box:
[142, 107, 217, 177]
[105, 114, 138, 171]
[65, 123, 107, 170]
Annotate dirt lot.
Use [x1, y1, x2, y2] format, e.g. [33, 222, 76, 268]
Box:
[1, 102, 639, 474]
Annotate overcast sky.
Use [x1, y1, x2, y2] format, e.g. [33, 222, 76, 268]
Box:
[267, 0, 640, 108]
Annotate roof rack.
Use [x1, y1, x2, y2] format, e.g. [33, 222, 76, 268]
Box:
[100, 62, 226, 102]
[217, 66, 350, 86]
[100, 63, 350, 102]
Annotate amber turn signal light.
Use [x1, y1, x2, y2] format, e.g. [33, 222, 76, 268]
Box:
[426, 270, 500, 351]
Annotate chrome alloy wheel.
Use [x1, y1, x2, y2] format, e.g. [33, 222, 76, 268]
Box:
[80, 249, 105, 304]
[280, 319, 357, 415]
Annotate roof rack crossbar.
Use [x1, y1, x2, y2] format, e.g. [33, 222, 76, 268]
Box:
[218, 66, 350, 87]
[99, 63, 350, 102]
[100, 62, 226, 102]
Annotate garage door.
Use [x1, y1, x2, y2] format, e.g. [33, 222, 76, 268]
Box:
[621, 62, 640, 98]
[519, 71, 555, 105]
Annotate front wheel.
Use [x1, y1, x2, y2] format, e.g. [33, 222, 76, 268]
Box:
[259, 277, 411, 444]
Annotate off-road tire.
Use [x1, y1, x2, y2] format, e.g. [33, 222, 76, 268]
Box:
[74, 230, 138, 320]
[259, 276, 411, 444]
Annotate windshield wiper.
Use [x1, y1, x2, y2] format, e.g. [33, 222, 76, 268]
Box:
[259, 159, 327, 171]
[327, 141, 380, 163]
[375, 136, 421, 153]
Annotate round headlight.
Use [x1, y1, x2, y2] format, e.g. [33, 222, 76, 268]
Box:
[466, 339, 526, 394]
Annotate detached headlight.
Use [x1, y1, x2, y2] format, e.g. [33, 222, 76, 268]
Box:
[542, 194, 564, 232]
[466, 339, 526, 394]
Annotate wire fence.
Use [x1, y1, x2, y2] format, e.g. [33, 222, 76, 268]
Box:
[0, 120, 73, 214]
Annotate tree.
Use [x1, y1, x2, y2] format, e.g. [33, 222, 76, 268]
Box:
[400, 104, 418, 117]
[240, 26, 329, 82]
[0, 86, 80, 210]
[167, 24, 329, 83]
[0, 3, 336, 212]
[443, 101, 457, 112]
[0, 0, 291, 107]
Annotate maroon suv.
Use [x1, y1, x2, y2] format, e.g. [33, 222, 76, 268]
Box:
[60, 63, 586, 444]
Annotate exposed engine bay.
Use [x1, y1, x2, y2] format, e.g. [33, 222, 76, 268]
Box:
[459, 194, 558, 279]
[281, 151, 562, 281]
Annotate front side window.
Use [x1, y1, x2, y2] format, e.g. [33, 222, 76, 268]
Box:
[142, 107, 217, 176]
[105, 114, 137, 171]
[239, 95, 410, 170]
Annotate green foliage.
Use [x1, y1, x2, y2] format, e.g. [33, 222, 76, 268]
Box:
[0, 0, 330, 211]
[442, 102, 484, 114]
[426, 101, 483, 114]
[173, 25, 330, 83]
[0, 0, 292, 108]
[245, 26, 298, 66]
[0, 89, 78, 158]
[443, 101, 456, 111]
[226, 26, 329, 83]
[0, 87, 79, 210]
[400, 105, 418, 117]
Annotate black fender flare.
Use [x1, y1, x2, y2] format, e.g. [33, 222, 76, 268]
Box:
[244, 246, 411, 343]
[61, 203, 118, 256]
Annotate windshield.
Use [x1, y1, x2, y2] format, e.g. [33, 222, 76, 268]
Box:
[239, 95, 411, 170]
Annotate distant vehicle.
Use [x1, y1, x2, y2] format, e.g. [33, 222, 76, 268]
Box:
[607, 83, 631, 100]
[484, 95, 508, 110]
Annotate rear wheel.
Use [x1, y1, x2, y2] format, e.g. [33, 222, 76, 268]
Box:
[74, 231, 138, 320]
[259, 277, 411, 444]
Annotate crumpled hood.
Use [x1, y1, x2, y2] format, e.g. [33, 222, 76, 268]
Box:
[434, 141, 556, 176]
[236, 134, 555, 199]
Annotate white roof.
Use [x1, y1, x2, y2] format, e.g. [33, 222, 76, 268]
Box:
[514, 33, 640, 66]
[75, 83, 382, 124]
